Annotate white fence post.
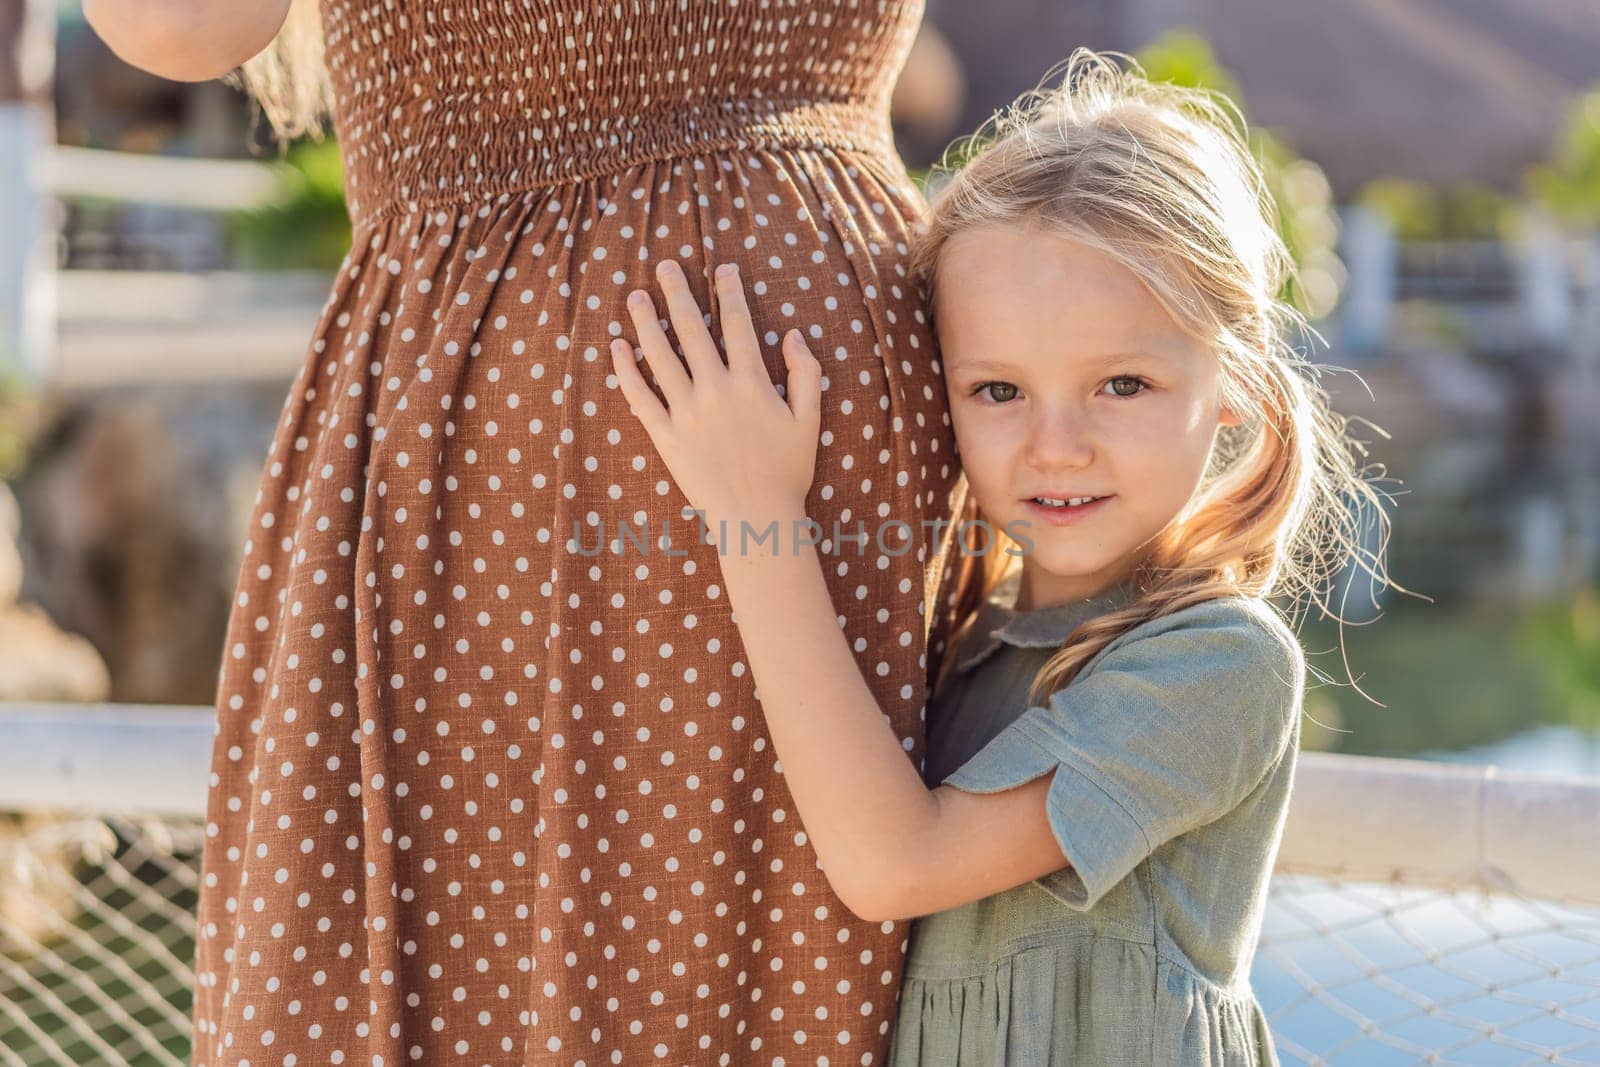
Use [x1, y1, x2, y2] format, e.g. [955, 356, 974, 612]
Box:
[1515, 208, 1574, 348]
[1337, 204, 1396, 356]
[0, 0, 56, 386]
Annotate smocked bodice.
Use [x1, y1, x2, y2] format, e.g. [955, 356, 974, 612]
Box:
[319, 0, 923, 229]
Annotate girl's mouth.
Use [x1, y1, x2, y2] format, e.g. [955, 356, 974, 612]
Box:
[1022, 495, 1113, 526]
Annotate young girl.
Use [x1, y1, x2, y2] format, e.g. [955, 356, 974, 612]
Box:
[608, 49, 1383, 1066]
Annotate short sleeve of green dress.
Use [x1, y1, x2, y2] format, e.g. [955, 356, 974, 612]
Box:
[889, 572, 1305, 1067]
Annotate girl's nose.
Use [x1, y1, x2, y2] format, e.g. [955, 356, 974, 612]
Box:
[1023, 408, 1095, 470]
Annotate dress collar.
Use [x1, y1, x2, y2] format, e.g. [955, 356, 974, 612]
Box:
[949, 569, 1144, 676]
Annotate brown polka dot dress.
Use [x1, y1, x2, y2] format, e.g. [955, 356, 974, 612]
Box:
[190, 2, 959, 1064]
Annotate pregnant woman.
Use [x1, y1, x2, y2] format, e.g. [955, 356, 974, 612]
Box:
[87, 0, 958, 1062]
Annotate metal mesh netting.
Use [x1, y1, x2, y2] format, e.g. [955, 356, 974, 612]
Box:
[0, 815, 199, 1067]
[1, 814, 1598, 1065]
[1256, 874, 1600, 1065]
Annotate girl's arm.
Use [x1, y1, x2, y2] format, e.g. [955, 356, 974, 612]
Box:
[609, 259, 1075, 922]
[83, 0, 291, 82]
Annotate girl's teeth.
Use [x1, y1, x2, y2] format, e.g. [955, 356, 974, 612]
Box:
[1034, 496, 1100, 508]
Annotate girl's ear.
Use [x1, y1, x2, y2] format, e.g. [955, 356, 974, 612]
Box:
[1218, 404, 1244, 428]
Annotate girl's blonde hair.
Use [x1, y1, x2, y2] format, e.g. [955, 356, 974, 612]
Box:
[222, 0, 334, 146]
[917, 49, 1402, 704]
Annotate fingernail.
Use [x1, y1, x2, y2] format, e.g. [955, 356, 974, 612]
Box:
[717, 263, 736, 279]
[628, 291, 646, 305]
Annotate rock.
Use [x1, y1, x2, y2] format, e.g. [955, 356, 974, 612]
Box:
[14, 386, 281, 706]
[0, 601, 109, 703]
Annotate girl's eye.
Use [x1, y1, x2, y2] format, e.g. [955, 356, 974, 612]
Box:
[973, 381, 1019, 403]
[1102, 376, 1148, 398]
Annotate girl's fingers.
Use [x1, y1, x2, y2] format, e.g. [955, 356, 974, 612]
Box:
[713, 263, 766, 379]
[654, 259, 725, 379]
[624, 289, 693, 408]
[609, 337, 673, 438]
[782, 330, 822, 431]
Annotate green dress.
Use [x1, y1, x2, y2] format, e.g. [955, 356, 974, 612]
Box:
[888, 570, 1305, 1066]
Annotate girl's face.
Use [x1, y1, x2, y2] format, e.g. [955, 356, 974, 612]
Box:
[936, 221, 1242, 610]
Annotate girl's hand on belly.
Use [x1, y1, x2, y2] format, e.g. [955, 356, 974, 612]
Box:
[611, 259, 823, 534]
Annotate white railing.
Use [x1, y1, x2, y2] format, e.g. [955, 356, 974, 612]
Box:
[0, 704, 211, 819]
[1, 704, 1598, 1064]
[39, 145, 286, 213]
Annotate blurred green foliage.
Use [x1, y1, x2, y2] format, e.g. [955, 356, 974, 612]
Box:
[1357, 178, 1516, 240]
[0, 371, 44, 484]
[1134, 29, 1244, 102]
[1525, 85, 1600, 230]
[225, 137, 351, 269]
[1518, 587, 1600, 731]
[1295, 597, 1587, 756]
[1135, 30, 1344, 322]
[1358, 83, 1598, 238]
